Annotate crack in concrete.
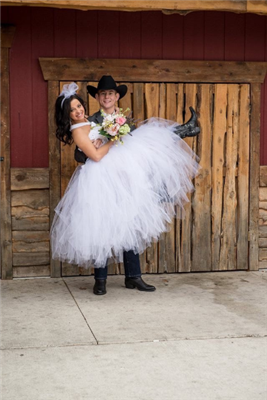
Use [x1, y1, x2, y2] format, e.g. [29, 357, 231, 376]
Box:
[62, 278, 99, 345]
[1, 333, 266, 351]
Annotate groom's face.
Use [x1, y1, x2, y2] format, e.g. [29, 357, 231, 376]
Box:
[95, 89, 120, 113]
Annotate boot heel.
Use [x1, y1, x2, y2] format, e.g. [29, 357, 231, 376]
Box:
[125, 282, 135, 289]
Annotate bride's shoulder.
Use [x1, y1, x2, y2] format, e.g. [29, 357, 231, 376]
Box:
[70, 121, 91, 132]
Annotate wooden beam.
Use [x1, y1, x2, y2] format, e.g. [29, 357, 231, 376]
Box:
[2, 0, 267, 15]
[48, 81, 61, 278]
[39, 58, 267, 84]
[249, 83, 261, 271]
[247, 0, 267, 15]
[0, 26, 16, 279]
[0, 25, 16, 49]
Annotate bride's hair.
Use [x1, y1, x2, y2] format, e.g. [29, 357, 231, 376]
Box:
[55, 94, 87, 145]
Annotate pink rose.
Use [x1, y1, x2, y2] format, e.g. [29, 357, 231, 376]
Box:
[116, 117, 126, 126]
[107, 124, 120, 136]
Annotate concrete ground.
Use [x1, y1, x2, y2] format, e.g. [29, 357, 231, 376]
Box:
[0, 271, 266, 400]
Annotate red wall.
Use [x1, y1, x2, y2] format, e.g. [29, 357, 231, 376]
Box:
[1, 6, 267, 166]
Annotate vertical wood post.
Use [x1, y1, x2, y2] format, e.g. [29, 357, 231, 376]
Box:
[249, 83, 261, 270]
[1, 26, 16, 280]
[48, 81, 61, 277]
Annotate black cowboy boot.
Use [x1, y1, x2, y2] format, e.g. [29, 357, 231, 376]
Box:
[93, 279, 107, 295]
[174, 107, 200, 139]
[125, 277, 156, 292]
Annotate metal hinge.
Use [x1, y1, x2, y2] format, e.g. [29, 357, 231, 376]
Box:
[0, 157, 4, 162]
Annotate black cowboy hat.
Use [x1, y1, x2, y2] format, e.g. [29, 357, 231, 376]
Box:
[87, 75, 127, 99]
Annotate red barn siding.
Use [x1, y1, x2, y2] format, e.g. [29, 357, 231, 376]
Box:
[1, 7, 267, 166]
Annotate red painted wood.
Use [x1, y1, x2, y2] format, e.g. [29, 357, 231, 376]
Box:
[119, 12, 141, 59]
[76, 10, 98, 58]
[31, 7, 53, 167]
[9, 7, 33, 168]
[162, 13, 183, 59]
[183, 12, 204, 60]
[98, 11, 120, 58]
[1, 5, 9, 21]
[245, 14, 266, 61]
[225, 12, 245, 61]
[141, 12, 162, 59]
[54, 8, 77, 57]
[2, 6, 267, 165]
[204, 12, 225, 60]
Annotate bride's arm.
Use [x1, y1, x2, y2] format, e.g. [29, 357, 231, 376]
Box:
[72, 128, 113, 162]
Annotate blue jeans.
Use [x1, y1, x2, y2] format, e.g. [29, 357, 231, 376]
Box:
[94, 250, 141, 280]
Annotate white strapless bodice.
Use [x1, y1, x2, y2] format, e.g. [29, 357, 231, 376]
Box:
[70, 121, 108, 148]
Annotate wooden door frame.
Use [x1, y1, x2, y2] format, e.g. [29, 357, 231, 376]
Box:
[39, 57, 267, 277]
[1, 25, 16, 280]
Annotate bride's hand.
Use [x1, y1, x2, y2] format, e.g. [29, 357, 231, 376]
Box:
[92, 139, 103, 149]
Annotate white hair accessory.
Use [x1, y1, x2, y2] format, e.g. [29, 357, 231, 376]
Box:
[59, 82, 79, 108]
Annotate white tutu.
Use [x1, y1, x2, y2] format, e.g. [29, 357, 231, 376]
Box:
[50, 118, 199, 268]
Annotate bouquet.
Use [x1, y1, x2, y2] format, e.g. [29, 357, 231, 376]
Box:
[99, 108, 133, 144]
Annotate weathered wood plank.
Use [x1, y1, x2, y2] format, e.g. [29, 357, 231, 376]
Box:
[247, 0, 267, 15]
[11, 189, 49, 208]
[11, 205, 49, 218]
[87, 81, 100, 116]
[180, 83, 197, 272]
[259, 248, 267, 261]
[164, 83, 177, 273]
[192, 84, 212, 272]
[13, 265, 51, 278]
[158, 83, 168, 273]
[259, 238, 267, 248]
[211, 84, 227, 271]
[175, 83, 184, 272]
[11, 168, 49, 190]
[133, 82, 147, 273]
[62, 264, 94, 277]
[118, 82, 133, 112]
[259, 225, 267, 238]
[48, 80, 61, 278]
[12, 230, 50, 253]
[1, 0, 255, 14]
[0, 25, 16, 48]
[259, 187, 267, 202]
[260, 166, 267, 187]
[116, 82, 134, 276]
[237, 84, 250, 270]
[12, 216, 49, 231]
[220, 85, 239, 270]
[145, 83, 159, 274]
[249, 83, 261, 270]
[1, 47, 12, 279]
[11, 194, 49, 231]
[258, 260, 267, 269]
[39, 58, 267, 83]
[13, 252, 50, 266]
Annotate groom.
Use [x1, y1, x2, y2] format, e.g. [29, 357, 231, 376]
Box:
[75, 75, 156, 295]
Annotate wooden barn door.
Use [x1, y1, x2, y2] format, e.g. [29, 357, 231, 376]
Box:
[58, 81, 250, 276]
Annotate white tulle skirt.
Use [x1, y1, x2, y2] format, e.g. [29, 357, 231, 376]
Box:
[50, 118, 199, 268]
